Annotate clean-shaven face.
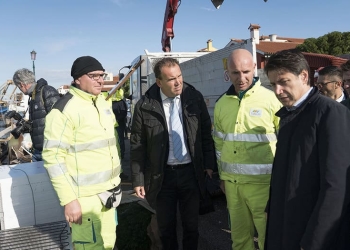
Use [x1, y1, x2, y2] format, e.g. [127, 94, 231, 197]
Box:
[76, 70, 105, 96]
[156, 64, 183, 97]
[267, 70, 310, 108]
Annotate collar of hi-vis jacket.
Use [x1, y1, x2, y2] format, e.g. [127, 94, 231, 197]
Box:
[69, 85, 102, 102]
[226, 77, 259, 99]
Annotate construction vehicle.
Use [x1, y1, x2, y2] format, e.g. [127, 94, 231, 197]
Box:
[128, 39, 260, 123]
[128, 0, 270, 122]
[129, 50, 210, 109]
[157, 39, 258, 120]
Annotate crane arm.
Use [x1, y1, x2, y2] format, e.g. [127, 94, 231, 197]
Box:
[161, 0, 268, 52]
[161, 0, 180, 52]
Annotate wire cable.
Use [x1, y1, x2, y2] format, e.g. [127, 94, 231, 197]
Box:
[9, 166, 37, 225]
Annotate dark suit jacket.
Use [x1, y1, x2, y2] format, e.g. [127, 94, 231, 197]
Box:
[266, 88, 350, 250]
[130, 82, 216, 209]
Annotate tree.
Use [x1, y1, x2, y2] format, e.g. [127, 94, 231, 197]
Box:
[296, 31, 350, 56]
[122, 78, 130, 98]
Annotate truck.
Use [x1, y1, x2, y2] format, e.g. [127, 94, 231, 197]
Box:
[128, 50, 210, 109]
[129, 38, 268, 123]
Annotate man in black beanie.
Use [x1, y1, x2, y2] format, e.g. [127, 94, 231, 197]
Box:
[43, 56, 122, 250]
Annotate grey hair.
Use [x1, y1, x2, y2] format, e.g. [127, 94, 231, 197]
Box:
[13, 68, 35, 87]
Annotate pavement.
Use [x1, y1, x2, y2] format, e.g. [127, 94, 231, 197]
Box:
[120, 136, 232, 250]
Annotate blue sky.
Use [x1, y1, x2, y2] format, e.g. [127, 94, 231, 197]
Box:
[1, 0, 349, 88]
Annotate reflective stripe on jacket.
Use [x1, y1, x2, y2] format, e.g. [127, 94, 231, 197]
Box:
[213, 80, 281, 181]
[43, 86, 121, 206]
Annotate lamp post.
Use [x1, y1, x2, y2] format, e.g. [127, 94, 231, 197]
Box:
[30, 50, 37, 76]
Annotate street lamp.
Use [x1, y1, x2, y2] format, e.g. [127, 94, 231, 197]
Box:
[30, 50, 37, 76]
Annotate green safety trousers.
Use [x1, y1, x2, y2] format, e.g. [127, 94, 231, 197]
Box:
[71, 195, 117, 250]
[224, 175, 270, 250]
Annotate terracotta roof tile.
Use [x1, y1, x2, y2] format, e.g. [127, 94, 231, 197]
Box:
[257, 41, 302, 54]
[104, 76, 120, 85]
[228, 39, 304, 53]
[248, 23, 261, 30]
[259, 36, 305, 43]
[302, 52, 348, 67]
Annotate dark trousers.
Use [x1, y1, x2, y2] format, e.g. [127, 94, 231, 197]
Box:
[116, 120, 126, 159]
[156, 164, 200, 250]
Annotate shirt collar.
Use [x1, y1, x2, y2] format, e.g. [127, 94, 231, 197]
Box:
[336, 92, 345, 102]
[237, 77, 258, 99]
[286, 87, 313, 111]
[160, 89, 180, 102]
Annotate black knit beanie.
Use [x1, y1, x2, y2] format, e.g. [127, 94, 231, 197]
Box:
[71, 56, 105, 80]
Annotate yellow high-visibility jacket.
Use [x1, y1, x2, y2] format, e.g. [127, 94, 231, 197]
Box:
[213, 79, 281, 182]
[111, 88, 124, 101]
[43, 86, 121, 206]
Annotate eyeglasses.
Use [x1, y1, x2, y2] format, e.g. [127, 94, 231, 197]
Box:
[86, 73, 108, 81]
[316, 81, 337, 87]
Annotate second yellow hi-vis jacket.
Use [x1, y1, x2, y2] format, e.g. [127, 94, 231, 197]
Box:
[213, 79, 281, 182]
[43, 86, 121, 206]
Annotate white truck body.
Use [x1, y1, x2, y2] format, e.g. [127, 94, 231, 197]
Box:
[147, 39, 265, 122]
[129, 50, 209, 109]
[177, 39, 257, 121]
[129, 39, 273, 124]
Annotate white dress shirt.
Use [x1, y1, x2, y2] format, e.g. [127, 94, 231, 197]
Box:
[160, 90, 191, 165]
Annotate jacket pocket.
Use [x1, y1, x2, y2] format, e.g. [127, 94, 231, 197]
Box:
[186, 104, 202, 117]
[71, 217, 96, 244]
[144, 118, 160, 127]
[144, 118, 162, 143]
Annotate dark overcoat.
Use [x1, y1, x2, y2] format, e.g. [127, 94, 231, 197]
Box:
[130, 82, 216, 209]
[29, 78, 60, 151]
[266, 88, 350, 250]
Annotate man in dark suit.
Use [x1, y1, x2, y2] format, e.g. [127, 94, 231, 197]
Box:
[264, 49, 350, 250]
[317, 66, 349, 102]
[130, 57, 216, 250]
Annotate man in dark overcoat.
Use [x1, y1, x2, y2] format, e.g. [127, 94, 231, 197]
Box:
[130, 57, 216, 250]
[264, 49, 350, 250]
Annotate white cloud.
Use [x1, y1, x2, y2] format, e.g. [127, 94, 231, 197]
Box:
[200, 7, 215, 12]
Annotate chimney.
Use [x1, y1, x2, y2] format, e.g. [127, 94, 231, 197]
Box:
[207, 39, 213, 51]
[269, 34, 277, 42]
[248, 23, 261, 44]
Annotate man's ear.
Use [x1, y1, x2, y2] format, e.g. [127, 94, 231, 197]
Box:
[335, 81, 342, 88]
[156, 78, 161, 87]
[300, 70, 309, 84]
[20, 83, 28, 91]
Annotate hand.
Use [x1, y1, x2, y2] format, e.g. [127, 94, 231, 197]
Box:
[220, 180, 225, 194]
[64, 199, 82, 225]
[134, 186, 146, 199]
[204, 169, 213, 178]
